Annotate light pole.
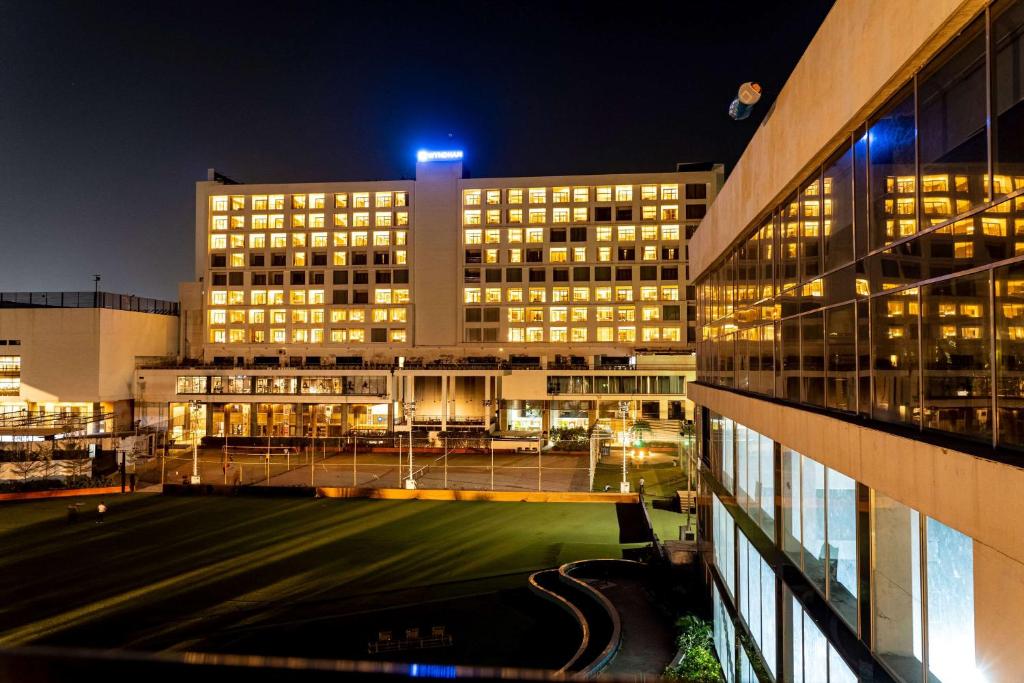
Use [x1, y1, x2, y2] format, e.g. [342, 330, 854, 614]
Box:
[188, 399, 202, 484]
[403, 400, 416, 489]
[618, 400, 630, 493]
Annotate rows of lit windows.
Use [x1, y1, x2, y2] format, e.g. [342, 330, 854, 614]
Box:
[462, 225, 682, 244]
[462, 184, 683, 206]
[212, 230, 408, 249]
[211, 191, 408, 213]
[211, 289, 410, 306]
[499, 305, 677, 322]
[209, 307, 408, 325]
[207, 327, 408, 344]
[462, 207, 682, 226]
[502, 326, 679, 343]
[463, 285, 678, 304]
[211, 212, 410, 232]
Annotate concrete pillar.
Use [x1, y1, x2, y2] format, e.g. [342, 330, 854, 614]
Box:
[484, 375, 492, 431]
[441, 374, 448, 431]
[295, 403, 304, 437]
[249, 405, 258, 437]
[204, 402, 214, 438]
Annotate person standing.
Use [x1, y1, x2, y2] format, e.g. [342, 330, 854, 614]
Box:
[638, 477, 646, 496]
[96, 501, 107, 524]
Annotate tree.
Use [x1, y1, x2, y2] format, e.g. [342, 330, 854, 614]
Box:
[664, 615, 723, 683]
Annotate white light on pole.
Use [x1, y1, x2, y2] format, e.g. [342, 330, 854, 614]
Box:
[189, 400, 201, 484]
[618, 400, 630, 493]
[403, 400, 416, 489]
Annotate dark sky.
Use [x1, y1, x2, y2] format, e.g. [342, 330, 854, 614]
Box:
[0, 0, 834, 300]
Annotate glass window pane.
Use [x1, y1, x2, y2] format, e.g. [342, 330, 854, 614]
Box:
[829, 648, 858, 683]
[801, 173, 823, 282]
[758, 433, 775, 540]
[918, 15, 988, 218]
[803, 608, 829, 680]
[871, 289, 920, 426]
[781, 316, 801, 400]
[871, 490, 923, 682]
[996, 261, 1024, 447]
[737, 423, 750, 510]
[826, 469, 858, 626]
[824, 142, 855, 271]
[926, 518, 977, 683]
[993, 0, 1024, 198]
[723, 417, 735, 492]
[921, 271, 992, 442]
[869, 86, 916, 250]
[826, 304, 857, 412]
[802, 457, 827, 593]
[782, 446, 802, 565]
[802, 311, 825, 406]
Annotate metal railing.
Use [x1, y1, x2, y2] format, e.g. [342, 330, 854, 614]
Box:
[0, 291, 178, 315]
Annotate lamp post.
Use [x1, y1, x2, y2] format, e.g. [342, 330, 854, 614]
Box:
[403, 400, 416, 489]
[617, 400, 630, 493]
[188, 399, 202, 484]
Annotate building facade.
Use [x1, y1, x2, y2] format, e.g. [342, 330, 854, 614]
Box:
[138, 159, 721, 439]
[691, 0, 1024, 681]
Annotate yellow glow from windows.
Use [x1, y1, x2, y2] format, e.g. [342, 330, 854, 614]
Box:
[349, 329, 365, 343]
[212, 216, 228, 231]
[293, 252, 306, 266]
[615, 186, 633, 201]
[373, 231, 390, 246]
[661, 286, 679, 301]
[252, 195, 268, 210]
[661, 184, 678, 200]
[508, 189, 523, 204]
[571, 307, 588, 322]
[390, 329, 407, 343]
[464, 287, 481, 303]
[249, 234, 265, 249]
[618, 226, 636, 241]
[572, 287, 590, 303]
[642, 327, 660, 342]
[552, 287, 569, 303]
[617, 306, 635, 322]
[209, 329, 226, 343]
[550, 248, 568, 263]
[552, 187, 570, 203]
[508, 209, 523, 224]
[352, 231, 368, 247]
[642, 245, 658, 261]
[230, 253, 244, 267]
[269, 290, 284, 305]
[465, 229, 482, 245]
[550, 307, 568, 323]
[485, 288, 502, 303]
[571, 327, 588, 342]
[210, 235, 227, 250]
[374, 289, 393, 305]
[375, 213, 393, 228]
[463, 210, 481, 226]
[485, 249, 499, 264]
[509, 248, 522, 263]
[641, 225, 658, 241]
[292, 214, 306, 229]
[354, 213, 370, 228]
[526, 327, 544, 342]
[210, 290, 227, 305]
[290, 291, 306, 305]
[642, 306, 660, 321]
[292, 309, 309, 324]
[596, 226, 612, 242]
[508, 307, 525, 323]
[334, 193, 348, 209]
[641, 185, 658, 200]
[464, 190, 481, 206]
[230, 215, 245, 229]
[661, 225, 680, 240]
[485, 229, 500, 244]
[334, 252, 347, 266]
[486, 190, 501, 205]
[595, 287, 612, 302]
[528, 209, 546, 224]
[597, 327, 613, 342]
[390, 308, 407, 323]
[529, 188, 546, 204]
[507, 288, 523, 302]
[270, 309, 287, 324]
[617, 326, 636, 342]
[550, 327, 568, 342]
[395, 250, 407, 264]
[269, 214, 284, 229]
[335, 213, 349, 228]
[211, 196, 229, 211]
[553, 208, 569, 223]
[661, 206, 679, 221]
[528, 288, 546, 303]
[209, 309, 226, 324]
[487, 210, 501, 225]
[573, 187, 589, 202]
[372, 308, 388, 323]
[525, 228, 543, 243]
[662, 327, 681, 341]
[292, 233, 306, 247]
[309, 290, 324, 305]
[271, 233, 287, 248]
[249, 309, 265, 324]
[350, 310, 366, 322]
[598, 247, 612, 262]
[508, 228, 523, 243]
[271, 328, 286, 343]
[507, 327, 524, 342]
[615, 286, 634, 302]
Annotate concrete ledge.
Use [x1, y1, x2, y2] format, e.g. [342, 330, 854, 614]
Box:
[0, 486, 124, 502]
[316, 487, 638, 504]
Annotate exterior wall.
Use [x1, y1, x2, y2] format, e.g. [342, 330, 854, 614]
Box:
[0, 308, 178, 405]
[690, 0, 985, 280]
[413, 157, 461, 347]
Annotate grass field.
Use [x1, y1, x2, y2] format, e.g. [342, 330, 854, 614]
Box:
[0, 494, 641, 667]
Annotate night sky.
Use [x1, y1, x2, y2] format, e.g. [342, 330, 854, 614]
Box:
[0, 1, 834, 300]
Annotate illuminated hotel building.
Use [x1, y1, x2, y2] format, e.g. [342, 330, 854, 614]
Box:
[137, 157, 721, 438]
[690, 0, 1024, 681]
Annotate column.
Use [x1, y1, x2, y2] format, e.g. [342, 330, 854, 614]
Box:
[441, 374, 448, 431]
[484, 375, 492, 431]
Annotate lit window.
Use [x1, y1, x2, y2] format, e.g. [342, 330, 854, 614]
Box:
[309, 290, 324, 305]
[253, 214, 268, 230]
[596, 226, 613, 241]
[390, 308, 407, 323]
[486, 190, 501, 205]
[640, 286, 658, 302]
[212, 216, 228, 231]
[268, 290, 284, 305]
[269, 195, 285, 210]
[269, 214, 284, 229]
[487, 210, 501, 225]
[228, 291, 244, 305]
[331, 309, 347, 323]
[550, 307, 568, 323]
[352, 231, 368, 247]
[617, 326, 636, 342]
[507, 188, 523, 204]
[211, 196, 229, 211]
[292, 309, 309, 324]
[550, 327, 568, 342]
[641, 306, 660, 321]
[642, 245, 658, 261]
[209, 309, 226, 324]
[333, 251, 347, 266]
[509, 248, 522, 263]
[395, 192, 408, 207]
[485, 249, 499, 264]
[209, 329, 226, 343]
[395, 231, 407, 246]
[641, 225, 658, 240]
[334, 213, 349, 228]
[270, 309, 287, 324]
[528, 287, 546, 303]
[464, 210, 481, 226]
[330, 329, 347, 342]
[661, 285, 679, 301]
[464, 190, 481, 206]
[230, 253, 244, 267]
[641, 327, 660, 342]
[508, 209, 523, 224]
[335, 193, 348, 208]
[230, 234, 244, 248]
[395, 250, 407, 264]
[552, 287, 569, 302]
[464, 287, 481, 303]
[596, 187, 612, 202]
[642, 205, 658, 220]
[249, 234, 266, 249]
[350, 310, 366, 322]
[390, 329, 407, 343]
[507, 288, 524, 302]
[485, 229, 501, 244]
[465, 229, 482, 245]
[292, 194, 306, 209]
[661, 224, 680, 240]
[618, 226, 635, 241]
[529, 188, 546, 204]
[508, 308, 525, 322]
[615, 286, 634, 302]
[662, 327, 680, 341]
[661, 206, 678, 221]
[249, 309, 265, 324]
[572, 287, 590, 303]
[595, 287, 612, 302]
[641, 185, 658, 200]
[507, 327, 525, 342]
[375, 212, 392, 227]
[550, 248, 568, 263]
[660, 184, 678, 200]
[617, 306, 635, 322]
[598, 247, 612, 262]
[397, 212, 408, 226]
[597, 327, 613, 342]
[527, 307, 545, 323]
[271, 328, 286, 343]
[210, 290, 227, 305]
[375, 289, 393, 304]
[553, 208, 570, 223]
[508, 228, 523, 243]
[252, 195, 268, 211]
[308, 214, 324, 229]
[573, 187, 589, 202]
[373, 231, 390, 246]
[310, 309, 324, 324]
[571, 327, 588, 342]
[573, 247, 587, 262]
[485, 288, 502, 303]
[293, 252, 306, 266]
[374, 192, 391, 208]
[615, 185, 633, 201]
[290, 290, 306, 305]
[349, 329, 365, 343]
[353, 192, 370, 208]
[230, 215, 245, 229]
[528, 209, 546, 224]
[372, 308, 388, 322]
[526, 327, 544, 342]
[210, 235, 227, 250]
[552, 187, 570, 203]
[526, 228, 544, 243]
[292, 233, 306, 248]
[573, 207, 588, 222]
[571, 307, 588, 321]
[354, 212, 370, 227]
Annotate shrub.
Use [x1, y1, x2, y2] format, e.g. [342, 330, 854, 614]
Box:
[663, 615, 722, 682]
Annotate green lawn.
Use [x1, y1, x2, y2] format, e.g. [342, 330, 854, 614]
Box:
[0, 494, 634, 665]
[591, 462, 694, 542]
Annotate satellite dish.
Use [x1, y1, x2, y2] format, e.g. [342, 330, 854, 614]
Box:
[728, 82, 763, 120]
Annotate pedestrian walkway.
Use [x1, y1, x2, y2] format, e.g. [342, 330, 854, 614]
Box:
[591, 576, 675, 678]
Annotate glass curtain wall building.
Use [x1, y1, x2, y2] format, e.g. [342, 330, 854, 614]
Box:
[690, 1, 1024, 682]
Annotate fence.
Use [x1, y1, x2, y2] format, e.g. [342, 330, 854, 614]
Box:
[136, 435, 594, 493]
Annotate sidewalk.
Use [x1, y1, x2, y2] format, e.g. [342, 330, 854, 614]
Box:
[589, 576, 675, 677]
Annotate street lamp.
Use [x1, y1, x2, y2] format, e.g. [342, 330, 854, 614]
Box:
[617, 400, 630, 493]
[403, 400, 416, 489]
[188, 399, 202, 484]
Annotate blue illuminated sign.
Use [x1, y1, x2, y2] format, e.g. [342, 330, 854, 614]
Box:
[416, 149, 464, 162]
